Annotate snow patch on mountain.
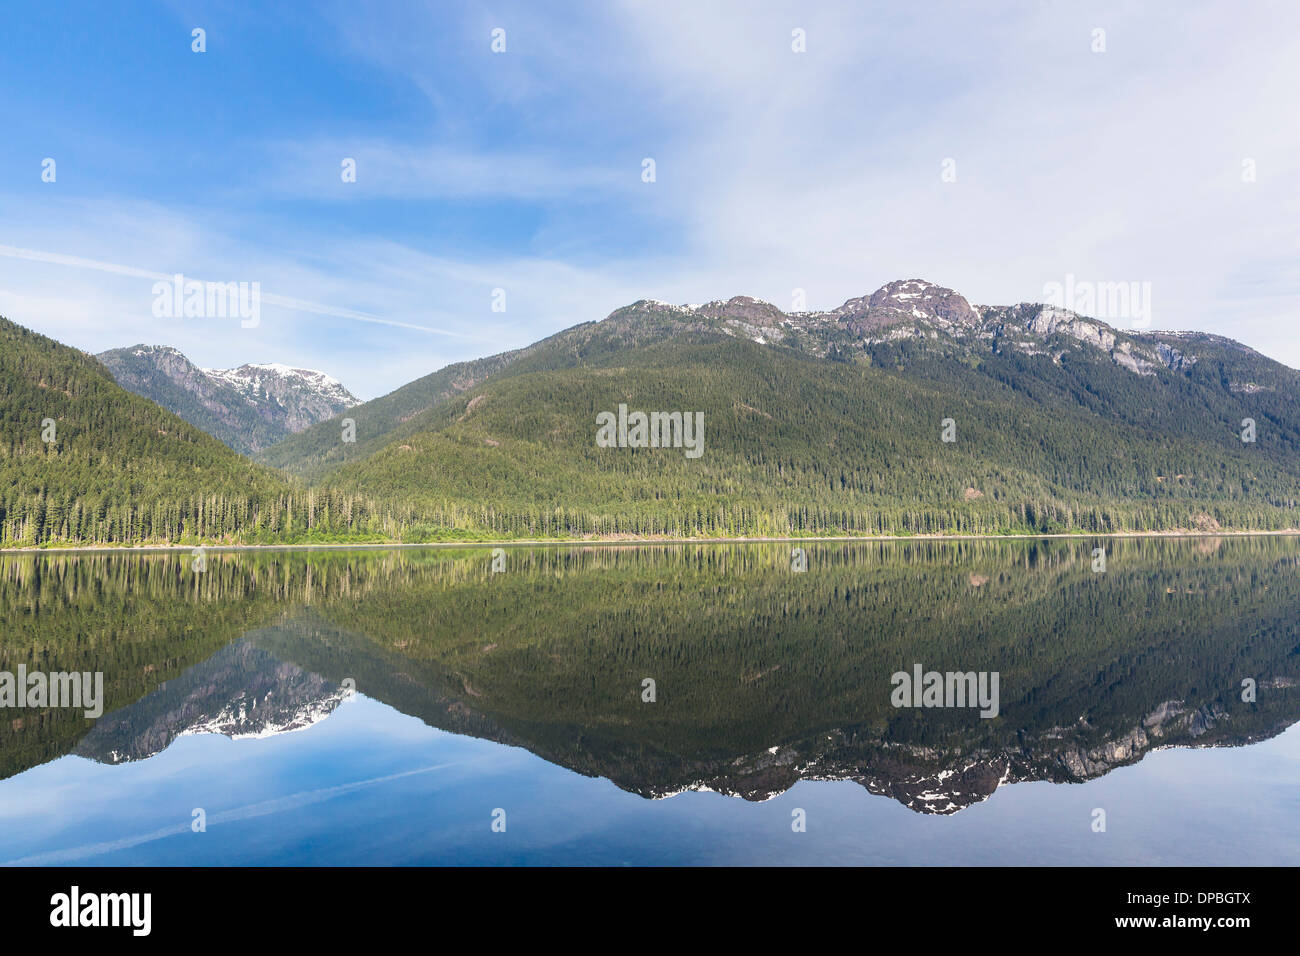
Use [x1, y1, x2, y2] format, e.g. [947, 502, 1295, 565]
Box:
[202, 363, 359, 409]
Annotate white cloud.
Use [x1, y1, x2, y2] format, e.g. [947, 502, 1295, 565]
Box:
[262, 140, 630, 202]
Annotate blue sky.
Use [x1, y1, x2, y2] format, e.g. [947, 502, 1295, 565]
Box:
[2, 1, 1298, 399]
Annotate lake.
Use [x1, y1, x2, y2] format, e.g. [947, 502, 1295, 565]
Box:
[1, 537, 1298, 865]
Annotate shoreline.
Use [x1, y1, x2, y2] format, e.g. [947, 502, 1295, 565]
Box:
[3, 528, 1299, 554]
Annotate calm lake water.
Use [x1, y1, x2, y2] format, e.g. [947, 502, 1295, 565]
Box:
[1, 538, 1298, 866]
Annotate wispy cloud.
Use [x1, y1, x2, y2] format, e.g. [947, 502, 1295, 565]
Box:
[263, 140, 629, 202]
[0, 244, 456, 334]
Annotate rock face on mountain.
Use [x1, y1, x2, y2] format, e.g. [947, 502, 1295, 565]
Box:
[621, 279, 1206, 378]
[97, 345, 358, 455]
[203, 362, 358, 433]
[692, 295, 790, 328]
[834, 278, 983, 333]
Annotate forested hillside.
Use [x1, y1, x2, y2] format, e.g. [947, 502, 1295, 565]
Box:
[253, 299, 765, 479]
[0, 317, 389, 546]
[319, 333, 1300, 539]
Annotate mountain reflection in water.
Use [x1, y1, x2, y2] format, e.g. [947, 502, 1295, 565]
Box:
[3, 537, 1298, 821]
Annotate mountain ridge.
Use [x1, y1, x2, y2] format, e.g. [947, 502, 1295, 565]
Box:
[237, 277, 1300, 541]
[255, 277, 1294, 483]
[97, 344, 358, 455]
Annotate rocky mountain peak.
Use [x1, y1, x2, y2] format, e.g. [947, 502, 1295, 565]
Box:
[693, 295, 786, 328]
[833, 279, 980, 333]
[604, 279, 1244, 381]
[203, 362, 359, 416]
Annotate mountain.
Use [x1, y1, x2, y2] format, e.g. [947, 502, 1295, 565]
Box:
[202, 361, 358, 433]
[0, 316, 388, 546]
[257, 278, 1300, 539]
[8, 275, 1300, 546]
[96, 345, 358, 455]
